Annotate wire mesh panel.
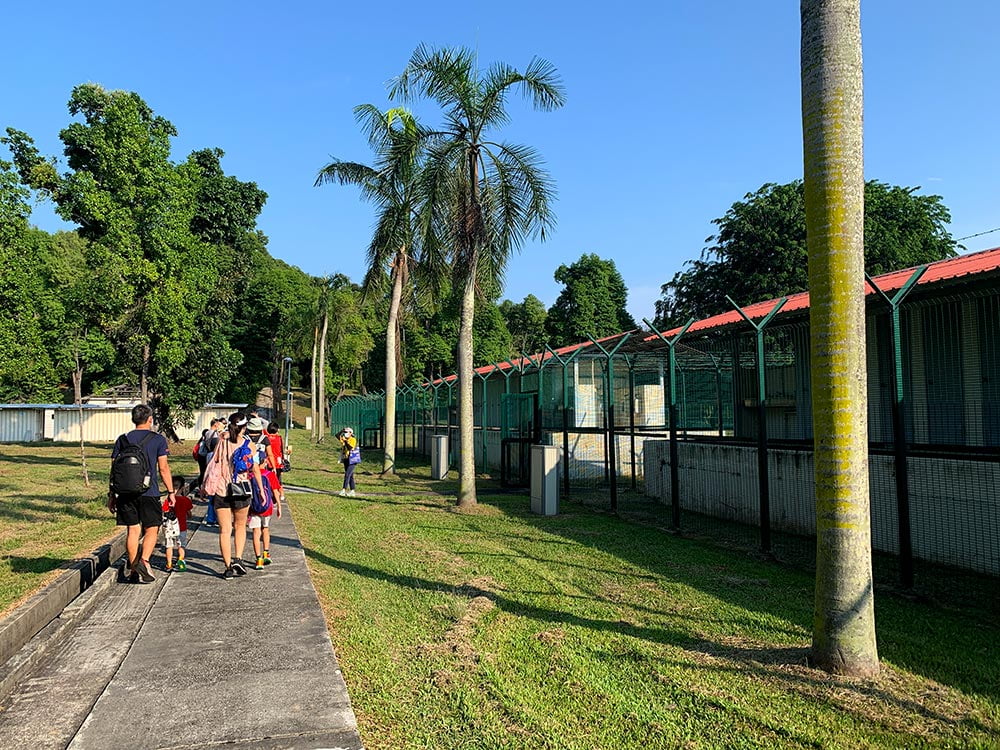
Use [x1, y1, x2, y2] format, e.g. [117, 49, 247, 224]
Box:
[333, 280, 1000, 584]
[980, 295, 1000, 446]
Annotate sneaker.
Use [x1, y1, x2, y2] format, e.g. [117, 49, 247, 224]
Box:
[177, 559, 187, 572]
[136, 560, 155, 584]
[347, 490, 356, 497]
[337, 489, 347, 497]
[223, 565, 235, 580]
[255, 557, 264, 570]
[232, 561, 248, 576]
[122, 562, 138, 583]
[263, 552, 272, 566]
[165, 564, 173, 573]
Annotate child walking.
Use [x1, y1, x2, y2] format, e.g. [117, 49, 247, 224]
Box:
[162, 477, 193, 572]
[248, 476, 280, 569]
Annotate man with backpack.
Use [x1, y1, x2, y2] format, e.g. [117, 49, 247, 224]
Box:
[108, 404, 175, 584]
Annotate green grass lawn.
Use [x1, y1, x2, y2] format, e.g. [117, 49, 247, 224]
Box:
[0, 439, 200, 617]
[287, 438, 1000, 750]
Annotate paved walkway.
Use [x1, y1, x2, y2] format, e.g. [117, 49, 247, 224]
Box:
[0, 498, 364, 750]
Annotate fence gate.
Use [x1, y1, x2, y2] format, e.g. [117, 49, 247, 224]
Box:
[500, 393, 539, 487]
[359, 405, 381, 449]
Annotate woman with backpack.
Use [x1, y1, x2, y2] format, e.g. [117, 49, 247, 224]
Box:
[336, 426, 360, 497]
[202, 412, 268, 579]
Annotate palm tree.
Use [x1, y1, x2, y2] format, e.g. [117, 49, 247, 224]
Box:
[391, 45, 565, 508]
[801, 0, 879, 676]
[316, 105, 436, 475]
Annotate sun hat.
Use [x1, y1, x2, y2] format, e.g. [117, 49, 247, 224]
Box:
[248, 416, 267, 432]
[343, 427, 353, 435]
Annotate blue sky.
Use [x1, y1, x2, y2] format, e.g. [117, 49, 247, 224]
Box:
[3, 1, 997, 322]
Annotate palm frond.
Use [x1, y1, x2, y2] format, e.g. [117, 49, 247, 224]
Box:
[314, 160, 379, 189]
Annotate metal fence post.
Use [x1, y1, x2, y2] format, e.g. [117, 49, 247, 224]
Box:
[725, 296, 788, 555]
[644, 318, 695, 530]
[866, 266, 926, 589]
[544, 344, 584, 495]
[625, 354, 639, 491]
[587, 333, 632, 512]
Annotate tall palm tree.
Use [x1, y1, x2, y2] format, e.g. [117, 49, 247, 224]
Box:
[801, 0, 879, 676]
[391, 44, 565, 508]
[316, 105, 435, 475]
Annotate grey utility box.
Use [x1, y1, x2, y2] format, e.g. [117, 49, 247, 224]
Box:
[530, 445, 560, 516]
[430, 434, 450, 479]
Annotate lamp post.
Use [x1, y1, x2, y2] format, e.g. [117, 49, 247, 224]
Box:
[282, 356, 293, 446]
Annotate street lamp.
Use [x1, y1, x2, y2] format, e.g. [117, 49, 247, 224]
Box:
[282, 356, 293, 446]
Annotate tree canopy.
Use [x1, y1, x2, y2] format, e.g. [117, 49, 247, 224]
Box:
[654, 180, 959, 327]
[0, 85, 326, 425]
[545, 253, 637, 347]
[500, 294, 548, 355]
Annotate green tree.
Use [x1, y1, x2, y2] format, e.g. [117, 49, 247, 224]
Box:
[4, 85, 231, 432]
[499, 294, 548, 355]
[655, 180, 959, 326]
[802, 0, 878, 676]
[325, 277, 376, 398]
[0, 161, 60, 402]
[391, 45, 565, 507]
[545, 254, 637, 347]
[316, 105, 435, 475]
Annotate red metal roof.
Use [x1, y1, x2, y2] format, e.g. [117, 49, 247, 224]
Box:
[645, 246, 1000, 341]
[426, 246, 1000, 384]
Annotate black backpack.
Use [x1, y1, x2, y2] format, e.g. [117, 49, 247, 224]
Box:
[110, 432, 155, 495]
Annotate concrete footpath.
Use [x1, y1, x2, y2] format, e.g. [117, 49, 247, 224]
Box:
[0, 498, 364, 750]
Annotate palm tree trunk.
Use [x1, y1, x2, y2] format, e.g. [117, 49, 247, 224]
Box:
[801, 0, 878, 677]
[456, 270, 477, 507]
[382, 251, 405, 475]
[310, 324, 319, 441]
[317, 310, 329, 443]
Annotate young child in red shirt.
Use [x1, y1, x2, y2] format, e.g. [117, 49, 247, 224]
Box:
[163, 477, 194, 572]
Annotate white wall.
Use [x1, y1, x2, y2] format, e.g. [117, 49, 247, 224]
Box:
[643, 440, 1000, 575]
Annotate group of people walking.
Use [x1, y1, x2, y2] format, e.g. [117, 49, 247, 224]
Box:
[108, 404, 289, 581]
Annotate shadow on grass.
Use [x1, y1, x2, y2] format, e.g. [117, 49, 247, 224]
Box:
[291, 449, 1000, 707]
[463, 494, 1000, 706]
[0, 496, 107, 525]
[6, 555, 73, 575]
[303, 543, 998, 740]
[0, 453, 81, 466]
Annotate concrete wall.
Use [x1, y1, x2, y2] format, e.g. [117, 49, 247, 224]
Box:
[643, 440, 1000, 575]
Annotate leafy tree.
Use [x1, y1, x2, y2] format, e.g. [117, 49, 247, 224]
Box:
[655, 180, 959, 326]
[802, 0, 878, 676]
[187, 147, 268, 247]
[37, 231, 118, 405]
[391, 45, 565, 507]
[4, 85, 230, 432]
[545, 254, 637, 347]
[499, 295, 548, 355]
[0, 161, 60, 402]
[316, 105, 436, 475]
[325, 277, 376, 398]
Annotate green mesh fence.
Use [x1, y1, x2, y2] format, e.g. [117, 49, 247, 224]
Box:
[329, 282, 1000, 586]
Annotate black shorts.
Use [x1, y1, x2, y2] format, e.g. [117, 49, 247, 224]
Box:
[213, 494, 251, 513]
[115, 495, 163, 529]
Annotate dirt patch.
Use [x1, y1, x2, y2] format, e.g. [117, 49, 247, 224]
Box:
[449, 503, 502, 517]
[536, 628, 566, 647]
[416, 578, 499, 666]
